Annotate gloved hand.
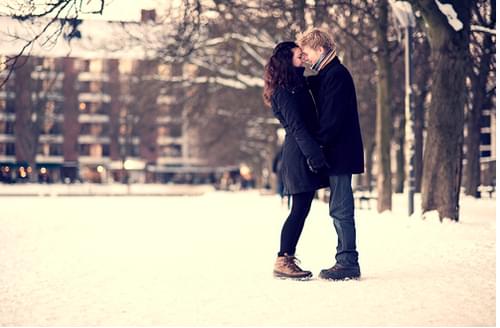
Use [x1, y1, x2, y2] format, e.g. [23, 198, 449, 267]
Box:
[306, 155, 329, 174]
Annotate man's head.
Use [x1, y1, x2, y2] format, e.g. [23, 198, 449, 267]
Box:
[297, 28, 337, 65]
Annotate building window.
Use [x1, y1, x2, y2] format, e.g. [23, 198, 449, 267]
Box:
[78, 81, 90, 92]
[158, 123, 182, 138]
[119, 59, 134, 74]
[102, 144, 110, 157]
[0, 99, 16, 113]
[38, 144, 50, 156]
[50, 144, 63, 156]
[6, 99, 14, 113]
[90, 144, 102, 157]
[169, 123, 182, 137]
[45, 100, 64, 114]
[160, 144, 182, 157]
[47, 122, 62, 135]
[89, 81, 101, 93]
[5, 121, 14, 135]
[0, 121, 13, 134]
[91, 124, 102, 136]
[100, 102, 111, 114]
[0, 143, 16, 156]
[0, 76, 15, 92]
[75, 59, 90, 71]
[80, 123, 91, 135]
[80, 123, 108, 136]
[79, 144, 90, 156]
[89, 59, 103, 73]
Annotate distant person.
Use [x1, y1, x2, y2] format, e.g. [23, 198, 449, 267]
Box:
[263, 41, 329, 280]
[298, 28, 364, 280]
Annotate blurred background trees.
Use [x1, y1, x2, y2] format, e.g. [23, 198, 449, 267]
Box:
[0, 0, 495, 220]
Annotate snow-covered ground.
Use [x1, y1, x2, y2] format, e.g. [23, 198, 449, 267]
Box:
[0, 191, 495, 326]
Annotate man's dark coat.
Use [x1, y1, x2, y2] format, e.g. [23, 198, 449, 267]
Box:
[308, 57, 365, 175]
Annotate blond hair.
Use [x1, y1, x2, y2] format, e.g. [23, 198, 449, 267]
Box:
[296, 27, 337, 52]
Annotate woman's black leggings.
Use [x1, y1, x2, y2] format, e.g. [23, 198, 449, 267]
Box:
[278, 191, 315, 256]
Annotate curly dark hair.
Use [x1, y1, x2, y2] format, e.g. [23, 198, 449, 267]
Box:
[263, 41, 305, 107]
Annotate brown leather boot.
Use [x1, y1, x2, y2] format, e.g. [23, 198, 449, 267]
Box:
[273, 254, 312, 280]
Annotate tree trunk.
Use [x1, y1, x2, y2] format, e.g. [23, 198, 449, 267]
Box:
[394, 114, 405, 193]
[14, 57, 35, 179]
[375, 0, 392, 212]
[414, 0, 472, 221]
[365, 142, 375, 192]
[294, 0, 306, 30]
[413, 83, 426, 193]
[464, 2, 495, 197]
[464, 87, 482, 198]
[314, 0, 328, 26]
[413, 38, 431, 193]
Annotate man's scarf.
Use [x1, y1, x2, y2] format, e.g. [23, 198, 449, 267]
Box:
[311, 48, 337, 72]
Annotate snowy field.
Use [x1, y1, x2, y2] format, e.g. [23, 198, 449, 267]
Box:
[0, 191, 495, 326]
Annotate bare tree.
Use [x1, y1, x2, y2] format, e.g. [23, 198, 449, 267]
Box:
[463, 0, 496, 197]
[13, 56, 62, 182]
[0, 0, 105, 88]
[409, 0, 473, 221]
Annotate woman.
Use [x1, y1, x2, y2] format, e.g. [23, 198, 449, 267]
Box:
[263, 41, 329, 280]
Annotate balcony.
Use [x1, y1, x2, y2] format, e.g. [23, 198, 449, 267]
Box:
[79, 156, 111, 165]
[78, 93, 111, 103]
[39, 135, 64, 143]
[31, 92, 64, 102]
[118, 137, 140, 145]
[0, 113, 15, 121]
[78, 72, 110, 82]
[0, 91, 15, 99]
[31, 71, 64, 80]
[0, 135, 15, 142]
[156, 157, 203, 166]
[78, 114, 110, 123]
[78, 135, 111, 144]
[157, 95, 176, 105]
[157, 136, 183, 145]
[156, 116, 183, 124]
[35, 155, 64, 163]
[156, 157, 185, 165]
[0, 155, 15, 163]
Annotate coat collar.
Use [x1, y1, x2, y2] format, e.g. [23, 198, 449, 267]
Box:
[317, 56, 341, 76]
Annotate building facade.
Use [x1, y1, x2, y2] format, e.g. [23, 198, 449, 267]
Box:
[0, 12, 218, 184]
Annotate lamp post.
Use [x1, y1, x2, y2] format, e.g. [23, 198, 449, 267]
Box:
[389, 1, 416, 216]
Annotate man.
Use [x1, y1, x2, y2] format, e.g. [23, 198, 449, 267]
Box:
[297, 28, 365, 280]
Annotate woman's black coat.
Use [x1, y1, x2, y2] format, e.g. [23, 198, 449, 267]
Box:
[271, 85, 329, 195]
[307, 57, 365, 175]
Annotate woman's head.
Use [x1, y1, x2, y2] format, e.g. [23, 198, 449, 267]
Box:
[263, 41, 305, 107]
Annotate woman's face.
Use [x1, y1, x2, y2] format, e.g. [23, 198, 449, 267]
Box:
[291, 47, 304, 67]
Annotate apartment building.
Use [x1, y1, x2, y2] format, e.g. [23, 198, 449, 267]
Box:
[0, 12, 211, 184]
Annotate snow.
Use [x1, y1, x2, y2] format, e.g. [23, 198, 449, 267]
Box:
[471, 25, 497, 35]
[0, 190, 495, 326]
[435, 0, 464, 31]
[389, 1, 416, 28]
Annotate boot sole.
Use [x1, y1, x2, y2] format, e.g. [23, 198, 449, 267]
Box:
[319, 274, 361, 281]
[273, 270, 313, 281]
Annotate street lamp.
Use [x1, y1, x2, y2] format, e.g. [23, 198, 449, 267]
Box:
[389, 1, 416, 216]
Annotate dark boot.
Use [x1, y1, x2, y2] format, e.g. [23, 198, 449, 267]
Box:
[319, 263, 361, 281]
[273, 254, 312, 280]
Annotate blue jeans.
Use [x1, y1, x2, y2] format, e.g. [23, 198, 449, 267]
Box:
[329, 174, 359, 267]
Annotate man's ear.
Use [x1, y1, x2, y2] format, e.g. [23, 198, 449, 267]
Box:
[318, 46, 325, 54]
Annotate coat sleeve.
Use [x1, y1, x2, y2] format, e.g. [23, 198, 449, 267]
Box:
[274, 89, 326, 164]
[316, 68, 354, 146]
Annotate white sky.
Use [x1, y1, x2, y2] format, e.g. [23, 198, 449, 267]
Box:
[80, 0, 167, 21]
[0, 0, 170, 22]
